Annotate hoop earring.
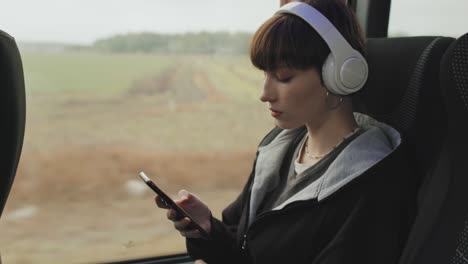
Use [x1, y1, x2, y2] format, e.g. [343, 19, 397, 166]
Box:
[326, 91, 343, 110]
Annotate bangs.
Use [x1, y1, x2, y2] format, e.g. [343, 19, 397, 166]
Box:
[250, 14, 330, 72]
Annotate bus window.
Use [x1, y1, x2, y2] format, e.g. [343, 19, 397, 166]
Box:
[0, 0, 276, 263]
[388, 0, 468, 38]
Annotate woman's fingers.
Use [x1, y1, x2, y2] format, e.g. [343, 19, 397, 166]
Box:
[166, 209, 182, 221]
[180, 228, 201, 238]
[173, 217, 201, 238]
[173, 217, 191, 231]
[155, 190, 210, 239]
[178, 189, 190, 200]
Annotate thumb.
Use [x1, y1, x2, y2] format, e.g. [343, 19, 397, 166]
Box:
[178, 190, 202, 207]
[178, 189, 192, 201]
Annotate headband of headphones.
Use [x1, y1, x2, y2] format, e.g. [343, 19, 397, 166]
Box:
[276, 2, 368, 95]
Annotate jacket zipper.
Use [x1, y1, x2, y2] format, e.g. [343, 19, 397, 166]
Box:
[241, 234, 248, 250]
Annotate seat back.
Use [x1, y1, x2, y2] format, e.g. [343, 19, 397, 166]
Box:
[0, 30, 26, 218]
[356, 36, 454, 185]
[400, 32, 468, 264]
[356, 36, 456, 263]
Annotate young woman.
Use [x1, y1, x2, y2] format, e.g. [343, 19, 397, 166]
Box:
[156, 1, 416, 263]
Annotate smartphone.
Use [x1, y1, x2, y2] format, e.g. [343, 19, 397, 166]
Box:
[138, 171, 210, 238]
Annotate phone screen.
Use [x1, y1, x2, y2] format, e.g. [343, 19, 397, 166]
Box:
[138, 172, 209, 238]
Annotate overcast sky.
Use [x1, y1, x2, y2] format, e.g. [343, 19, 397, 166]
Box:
[1, 0, 466, 45]
[0, 0, 277, 44]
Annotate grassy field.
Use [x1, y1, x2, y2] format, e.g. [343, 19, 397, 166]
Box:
[0, 51, 274, 263]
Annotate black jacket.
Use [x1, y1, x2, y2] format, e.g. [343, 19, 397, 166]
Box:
[187, 122, 417, 264]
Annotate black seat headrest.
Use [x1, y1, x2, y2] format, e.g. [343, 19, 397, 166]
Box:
[358, 37, 454, 135]
[357, 37, 453, 187]
[439, 30, 468, 264]
[399, 33, 468, 264]
[0, 30, 26, 218]
[442, 33, 468, 115]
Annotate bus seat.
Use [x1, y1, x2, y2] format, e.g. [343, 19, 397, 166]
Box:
[0, 30, 26, 218]
[354, 36, 454, 263]
[399, 32, 468, 264]
[356, 36, 454, 185]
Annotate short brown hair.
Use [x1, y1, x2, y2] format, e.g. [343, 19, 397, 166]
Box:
[250, 0, 365, 74]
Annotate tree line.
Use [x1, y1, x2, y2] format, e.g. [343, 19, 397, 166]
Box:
[90, 32, 253, 55]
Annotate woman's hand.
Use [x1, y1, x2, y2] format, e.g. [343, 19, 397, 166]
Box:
[155, 190, 211, 239]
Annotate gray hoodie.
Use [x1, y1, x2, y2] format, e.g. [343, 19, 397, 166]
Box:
[248, 113, 401, 225]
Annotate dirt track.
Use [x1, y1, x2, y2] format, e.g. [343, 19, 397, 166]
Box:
[1, 144, 255, 263]
[12, 144, 254, 203]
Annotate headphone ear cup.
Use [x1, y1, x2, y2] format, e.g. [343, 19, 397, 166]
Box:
[322, 54, 341, 95]
[340, 57, 368, 93]
[322, 54, 368, 96]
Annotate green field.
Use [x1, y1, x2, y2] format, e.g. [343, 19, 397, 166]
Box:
[22, 51, 272, 151]
[0, 51, 274, 263]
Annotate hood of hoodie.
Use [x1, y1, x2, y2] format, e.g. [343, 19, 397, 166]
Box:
[248, 113, 401, 224]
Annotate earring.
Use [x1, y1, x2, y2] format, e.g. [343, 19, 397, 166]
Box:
[326, 91, 343, 109]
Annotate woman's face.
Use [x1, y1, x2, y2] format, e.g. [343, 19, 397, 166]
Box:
[260, 67, 329, 129]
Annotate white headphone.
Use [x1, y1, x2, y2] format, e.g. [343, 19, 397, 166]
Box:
[276, 2, 368, 95]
